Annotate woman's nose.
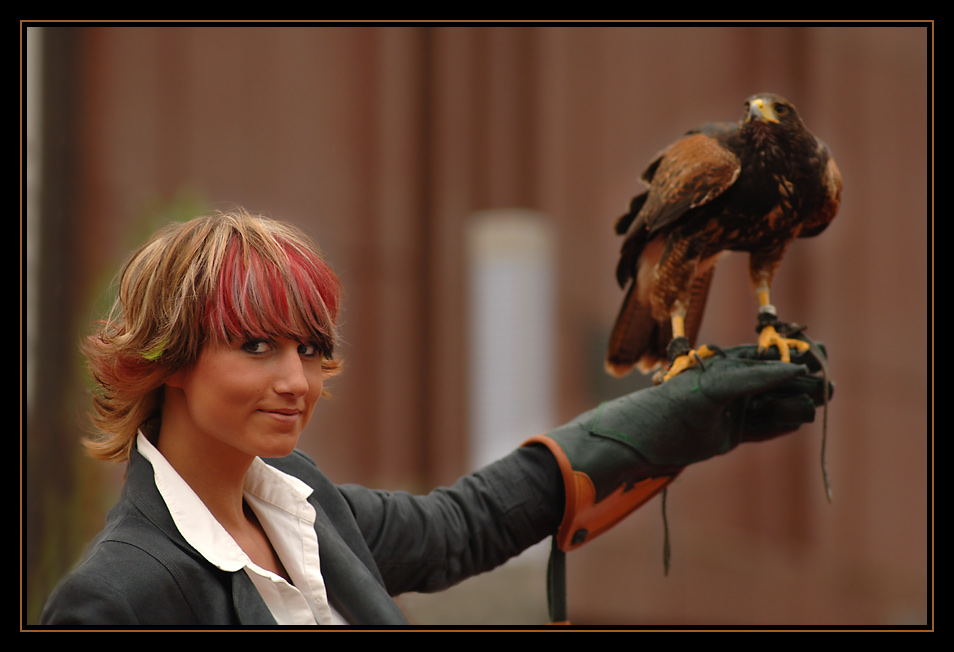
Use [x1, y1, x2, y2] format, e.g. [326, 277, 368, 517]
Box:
[273, 346, 309, 396]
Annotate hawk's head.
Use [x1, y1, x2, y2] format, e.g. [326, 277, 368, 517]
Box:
[743, 93, 805, 129]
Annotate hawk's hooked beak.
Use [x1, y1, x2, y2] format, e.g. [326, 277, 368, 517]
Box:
[747, 98, 780, 123]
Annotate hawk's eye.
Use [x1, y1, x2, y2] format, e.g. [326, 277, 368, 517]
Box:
[774, 103, 789, 115]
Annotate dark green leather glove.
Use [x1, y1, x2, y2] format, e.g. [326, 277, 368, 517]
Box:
[525, 344, 831, 551]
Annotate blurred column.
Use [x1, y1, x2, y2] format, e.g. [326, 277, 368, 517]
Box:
[466, 209, 557, 470]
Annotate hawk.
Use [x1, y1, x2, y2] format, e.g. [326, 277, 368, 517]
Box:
[606, 93, 842, 382]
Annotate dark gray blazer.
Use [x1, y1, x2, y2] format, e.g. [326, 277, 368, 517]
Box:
[39, 442, 562, 627]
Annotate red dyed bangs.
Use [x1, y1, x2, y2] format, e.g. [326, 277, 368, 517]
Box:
[204, 237, 341, 356]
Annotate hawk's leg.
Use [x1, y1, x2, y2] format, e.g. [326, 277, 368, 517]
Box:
[755, 286, 809, 362]
[657, 313, 716, 383]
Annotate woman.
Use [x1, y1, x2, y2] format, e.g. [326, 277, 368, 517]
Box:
[40, 208, 829, 626]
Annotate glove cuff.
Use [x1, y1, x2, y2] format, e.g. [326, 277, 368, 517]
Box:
[524, 434, 681, 552]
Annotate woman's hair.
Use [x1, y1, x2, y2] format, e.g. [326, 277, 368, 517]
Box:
[82, 208, 343, 463]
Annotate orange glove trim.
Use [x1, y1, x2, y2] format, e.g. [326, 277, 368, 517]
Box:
[524, 434, 681, 552]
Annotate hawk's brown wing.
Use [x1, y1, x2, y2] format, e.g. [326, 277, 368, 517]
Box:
[798, 151, 843, 239]
[607, 129, 741, 376]
[636, 131, 742, 236]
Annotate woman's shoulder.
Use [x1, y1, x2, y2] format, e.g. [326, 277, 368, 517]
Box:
[39, 530, 213, 626]
[40, 505, 233, 626]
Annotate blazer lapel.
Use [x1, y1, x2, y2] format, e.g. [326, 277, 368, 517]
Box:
[311, 502, 410, 625]
[231, 572, 279, 625]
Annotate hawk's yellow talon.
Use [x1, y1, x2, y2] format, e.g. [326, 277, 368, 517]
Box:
[757, 324, 809, 362]
[658, 345, 717, 383]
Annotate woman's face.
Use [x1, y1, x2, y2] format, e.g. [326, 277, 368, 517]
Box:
[164, 335, 324, 461]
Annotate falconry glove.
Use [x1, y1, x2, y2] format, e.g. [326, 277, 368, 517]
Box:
[525, 344, 831, 552]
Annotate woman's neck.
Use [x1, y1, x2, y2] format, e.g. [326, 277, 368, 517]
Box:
[155, 403, 255, 532]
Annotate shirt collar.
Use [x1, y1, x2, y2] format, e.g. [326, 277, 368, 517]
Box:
[136, 432, 315, 573]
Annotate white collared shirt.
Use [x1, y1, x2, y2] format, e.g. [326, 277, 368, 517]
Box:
[137, 433, 349, 625]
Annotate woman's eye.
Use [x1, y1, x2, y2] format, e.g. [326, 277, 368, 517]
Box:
[298, 342, 319, 357]
[242, 340, 271, 354]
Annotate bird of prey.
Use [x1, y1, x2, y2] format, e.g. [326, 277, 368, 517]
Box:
[606, 93, 842, 382]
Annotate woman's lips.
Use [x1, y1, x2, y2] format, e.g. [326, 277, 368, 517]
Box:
[260, 408, 303, 424]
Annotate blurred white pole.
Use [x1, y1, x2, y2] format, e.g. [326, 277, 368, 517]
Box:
[466, 209, 557, 471]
